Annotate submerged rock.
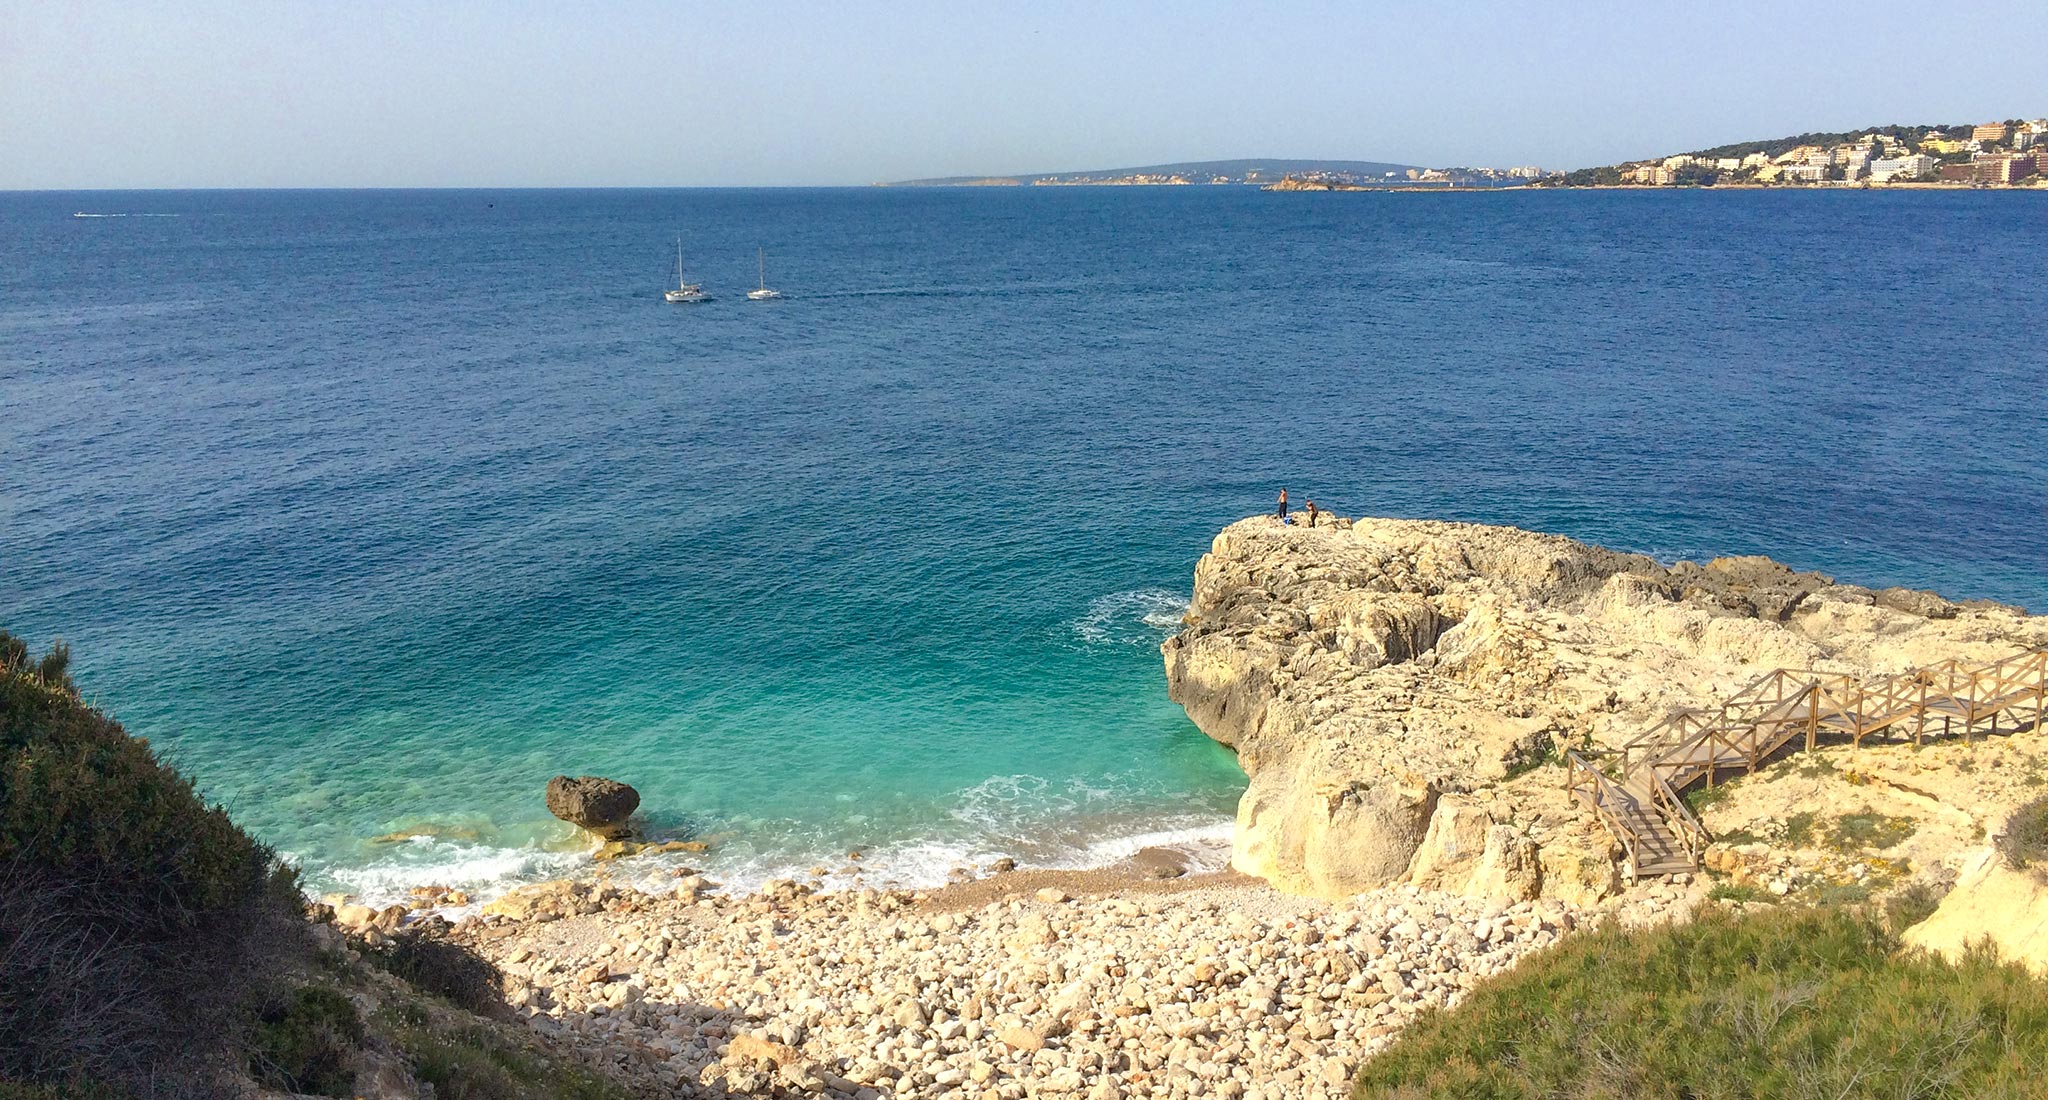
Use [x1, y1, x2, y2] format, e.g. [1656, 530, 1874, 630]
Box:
[545, 775, 640, 838]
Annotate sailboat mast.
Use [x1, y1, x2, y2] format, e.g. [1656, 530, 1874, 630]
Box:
[758, 248, 766, 290]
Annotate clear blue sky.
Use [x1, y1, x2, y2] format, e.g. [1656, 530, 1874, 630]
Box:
[4, 0, 2042, 188]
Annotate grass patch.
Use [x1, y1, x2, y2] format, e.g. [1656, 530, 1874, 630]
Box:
[2000, 795, 2048, 870]
[378, 1000, 633, 1100]
[1829, 810, 1916, 852]
[1683, 781, 1734, 815]
[1781, 811, 1818, 847]
[1705, 882, 1768, 904]
[247, 985, 363, 1097]
[1811, 881, 1872, 906]
[1791, 753, 1839, 779]
[1351, 906, 2048, 1099]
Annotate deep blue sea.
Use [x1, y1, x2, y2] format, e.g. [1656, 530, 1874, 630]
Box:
[5, 187, 2045, 902]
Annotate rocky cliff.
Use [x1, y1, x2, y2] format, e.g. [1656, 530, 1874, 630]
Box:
[1162, 515, 2047, 903]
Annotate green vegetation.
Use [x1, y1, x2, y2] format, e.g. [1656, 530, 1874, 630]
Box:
[2000, 794, 2048, 870]
[1830, 809, 1916, 851]
[363, 930, 505, 1016]
[0, 630, 635, 1100]
[1352, 906, 2048, 1100]
[1685, 124, 1964, 161]
[1781, 810, 1818, 847]
[1882, 881, 1948, 932]
[1705, 882, 1767, 904]
[377, 1000, 633, 1100]
[1, 630, 304, 1097]
[248, 986, 364, 1097]
[1682, 780, 1735, 815]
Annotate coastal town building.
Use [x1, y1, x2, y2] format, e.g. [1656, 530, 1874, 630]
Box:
[1869, 154, 1937, 182]
[1971, 153, 2036, 184]
[1973, 122, 2011, 144]
[1922, 136, 1968, 155]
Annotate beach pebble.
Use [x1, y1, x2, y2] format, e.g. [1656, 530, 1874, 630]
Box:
[454, 875, 1586, 1099]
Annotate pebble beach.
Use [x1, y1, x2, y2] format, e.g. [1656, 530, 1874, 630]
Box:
[399, 867, 1700, 1100]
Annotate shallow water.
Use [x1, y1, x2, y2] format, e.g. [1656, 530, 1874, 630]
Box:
[5, 187, 2044, 901]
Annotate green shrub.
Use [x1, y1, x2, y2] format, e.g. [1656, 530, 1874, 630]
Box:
[1705, 881, 1768, 904]
[0, 631, 305, 1097]
[247, 986, 363, 1097]
[365, 931, 504, 1016]
[379, 1004, 634, 1100]
[2000, 795, 2048, 870]
[1882, 881, 1947, 932]
[1781, 810, 1817, 846]
[1352, 906, 2048, 1099]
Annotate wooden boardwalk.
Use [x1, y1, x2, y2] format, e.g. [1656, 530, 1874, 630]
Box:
[1567, 646, 2048, 882]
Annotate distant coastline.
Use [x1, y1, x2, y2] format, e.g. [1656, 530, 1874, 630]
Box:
[887, 116, 2048, 193]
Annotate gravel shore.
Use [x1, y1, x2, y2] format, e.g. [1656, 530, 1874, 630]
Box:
[435, 865, 1687, 1100]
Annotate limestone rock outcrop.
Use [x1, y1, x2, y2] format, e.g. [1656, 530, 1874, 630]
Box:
[1163, 515, 2046, 901]
[545, 775, 640, 839]
[1903, 847, 2048, 976]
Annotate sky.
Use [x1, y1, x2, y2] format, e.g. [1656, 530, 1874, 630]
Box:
[3, 1, 2044, 188]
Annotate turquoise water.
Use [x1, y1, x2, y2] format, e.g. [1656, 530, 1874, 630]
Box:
[5, 187, 2045, 901]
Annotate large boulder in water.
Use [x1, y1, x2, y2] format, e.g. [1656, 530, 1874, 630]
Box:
[545, 775, 640, 838]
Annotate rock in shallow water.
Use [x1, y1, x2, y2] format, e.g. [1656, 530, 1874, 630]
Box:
[545, 775, 640, 838]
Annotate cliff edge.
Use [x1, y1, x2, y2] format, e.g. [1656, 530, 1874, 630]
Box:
[1163, 515, 2047, 903]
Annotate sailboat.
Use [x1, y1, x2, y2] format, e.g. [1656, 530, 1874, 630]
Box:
[747, 248, 782, 300]
[664, 239, 709, 303]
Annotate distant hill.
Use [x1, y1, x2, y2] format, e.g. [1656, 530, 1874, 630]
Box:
[882, 158, 1422, 187]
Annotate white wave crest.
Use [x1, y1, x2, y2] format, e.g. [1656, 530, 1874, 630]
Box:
[1071, 589, 1189, 646]
[303, 838, 587, 909]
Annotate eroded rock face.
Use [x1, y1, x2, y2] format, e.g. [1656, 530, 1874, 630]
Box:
[1164, 515, 2047, 902]
[545, 775, 640, 839]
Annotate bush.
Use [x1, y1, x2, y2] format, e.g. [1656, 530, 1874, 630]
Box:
[366, 931, 505, 1016]
[247, 987, 363, 1097]
[378, 1002, 634, 1100]
[1882, 881, 1947, 932]
[1999, 795, 2048, 870]
[1352, 906, 2048, 1099]
[0, 631, 305, 1098]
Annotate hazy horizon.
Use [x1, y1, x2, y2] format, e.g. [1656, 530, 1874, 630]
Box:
[4, 1, 2044, 189]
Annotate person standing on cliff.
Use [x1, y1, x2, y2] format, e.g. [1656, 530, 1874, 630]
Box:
[1307, 500, 1319, 528]
[1276, 489, 1288, 523]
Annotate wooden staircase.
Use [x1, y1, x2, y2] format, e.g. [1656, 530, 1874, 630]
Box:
[1568, 646, 2048, 882]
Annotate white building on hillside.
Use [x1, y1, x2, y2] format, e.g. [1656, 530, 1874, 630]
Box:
[1869, 154, 1937, 182]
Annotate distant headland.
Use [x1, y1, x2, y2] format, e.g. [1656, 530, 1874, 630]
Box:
[878, 158, 1427, 187]
[882, 116, 2048, 191]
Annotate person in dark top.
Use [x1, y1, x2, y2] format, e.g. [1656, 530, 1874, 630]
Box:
[1276, 489, 1288, 521]
[1307, 500, 1319, 528]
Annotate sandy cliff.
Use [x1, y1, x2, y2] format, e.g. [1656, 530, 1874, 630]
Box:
[1163, 515, 2047, 902]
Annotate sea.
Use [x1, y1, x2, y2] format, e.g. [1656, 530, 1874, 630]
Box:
[4, 187, 2045, 904]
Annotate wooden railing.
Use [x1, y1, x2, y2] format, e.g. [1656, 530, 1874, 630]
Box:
[1565, 750, 1648, 879]
[1572, 645, 2048, 878]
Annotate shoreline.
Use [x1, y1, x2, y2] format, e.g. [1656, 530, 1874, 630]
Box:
[319, 809, 1241, 916]
[404, 854, 1699, 1100]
